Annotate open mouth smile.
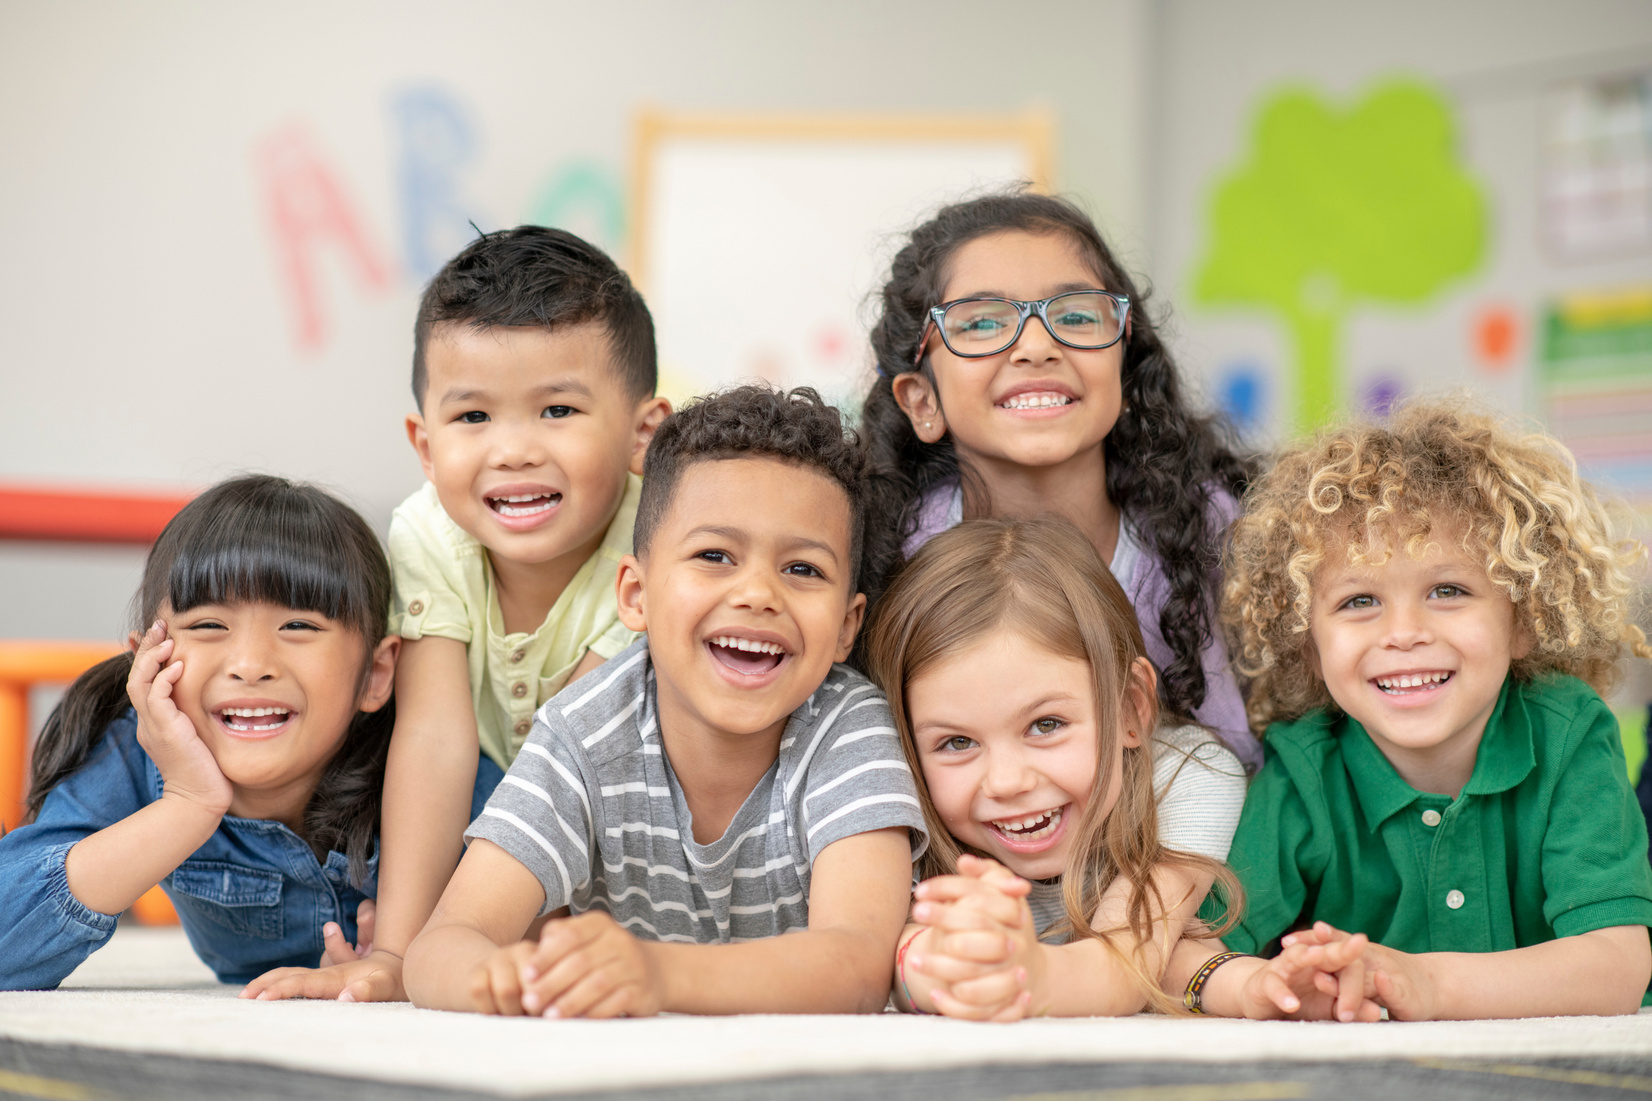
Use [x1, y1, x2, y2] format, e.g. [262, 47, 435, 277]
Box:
[986, 805, 1068, 852]
[996, 391, 1074, 411]
[486, 491, 562, 518]
[215, 706, 294, 738]
[1373, 670, 1453, 695]
[706, 634, 791, 680]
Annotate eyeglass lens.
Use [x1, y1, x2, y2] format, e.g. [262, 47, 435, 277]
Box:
[940, 292, 1124, 356]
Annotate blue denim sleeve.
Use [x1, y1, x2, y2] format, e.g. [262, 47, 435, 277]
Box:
[0, 713, 150, 989]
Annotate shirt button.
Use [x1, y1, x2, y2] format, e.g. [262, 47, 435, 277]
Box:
[407, 600, 425, 616]
[509, 648, 526, 664]
[514, 719, 532, 737]
[1446, 889, 1465, 910]
[1421, 809, 1442, 827]
[511, 681, 528, 698]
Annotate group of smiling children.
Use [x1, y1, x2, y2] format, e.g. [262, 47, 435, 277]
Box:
[4, 191, 1651, 1023]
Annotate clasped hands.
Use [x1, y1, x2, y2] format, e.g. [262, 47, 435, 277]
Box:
[901, 854, 1409, 1022]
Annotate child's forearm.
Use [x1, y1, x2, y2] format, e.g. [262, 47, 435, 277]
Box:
[64, 794, 224, 915]
[377, 637, 483, 960]
[403, 922, 505, 1011]
[648, 925, 897, 1014]
[1385, 926, 1651, 1019]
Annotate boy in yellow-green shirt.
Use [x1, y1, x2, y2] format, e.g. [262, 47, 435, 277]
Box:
[246, 227, 670, 1002]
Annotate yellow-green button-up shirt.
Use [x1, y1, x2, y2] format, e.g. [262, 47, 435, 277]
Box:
[1209, 674, 1652, 957]
[387, 476, 641, 770]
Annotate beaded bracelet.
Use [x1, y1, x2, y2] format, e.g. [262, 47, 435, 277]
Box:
[896, 930, 934, 1015]
[1183, 950, 1255, 1014]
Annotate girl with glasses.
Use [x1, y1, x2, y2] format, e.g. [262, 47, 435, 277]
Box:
[859, 189, 1257, 775]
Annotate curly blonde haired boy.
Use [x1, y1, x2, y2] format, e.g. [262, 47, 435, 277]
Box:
[1201, 397, 1652, 1021]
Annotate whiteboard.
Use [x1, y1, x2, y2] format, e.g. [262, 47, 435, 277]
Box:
[633, 112, 1053, 410]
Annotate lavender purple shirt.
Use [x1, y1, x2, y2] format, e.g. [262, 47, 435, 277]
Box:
[902, 482, 1261, 771]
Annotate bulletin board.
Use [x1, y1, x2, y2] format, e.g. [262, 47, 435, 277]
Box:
[630, 109, 1055, 410]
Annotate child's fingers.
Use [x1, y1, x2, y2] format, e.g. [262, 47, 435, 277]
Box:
[320, 922, 356, 968]
[928, 927, 1017, 964]
[946, 965, 1027, 1009]
[241, 966, 310, 1000]
[523, 937, 606, 1010]
[912, 900, 1013, 935]
[582, 987, 637, 1020]
[908, 948, 1010, 986]
[544, 965, 625, 1019]
[354, 900, 376, 956]
[1332, 956, 1367, 1023]
[987, 990, 1034, 1023]
[472, 949, 530, 1015]
[1257, 968, 1302, 1016]
[929, 984, 1012, 1022]
[913, 875, 986, 901]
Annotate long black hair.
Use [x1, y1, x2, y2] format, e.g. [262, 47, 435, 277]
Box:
[859, 189, 1253, 718]
[26, 475, 394, 885]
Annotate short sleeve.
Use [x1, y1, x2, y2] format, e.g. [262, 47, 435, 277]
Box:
[1153, 726, 1246, 862]
[464, 722, 596, 917]
[797, 679, 928, 864]
[387, 485, 478, 644]
[1202, 753, 1318, 954]
[587, 618, 640, 662]
[1542, 702, 1652, 938]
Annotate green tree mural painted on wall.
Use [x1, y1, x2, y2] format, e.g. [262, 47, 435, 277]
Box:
[1196, 80, 1487, 429]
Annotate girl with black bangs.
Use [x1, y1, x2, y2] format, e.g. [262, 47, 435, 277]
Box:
[857, 189, 1259, 771]
[0, 475, 501, 991]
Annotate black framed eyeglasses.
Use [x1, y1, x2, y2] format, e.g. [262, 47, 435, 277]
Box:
[913, 290, 1132, 366]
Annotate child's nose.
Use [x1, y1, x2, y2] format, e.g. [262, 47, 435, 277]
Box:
[980, 748, 1036, 798]
[727, 564, 783, 612]
[225, 639, 279, 683]
[1381, 601, 1432, 647]
[1008, 314, 1062, 365]
[490, 418, 549, 469]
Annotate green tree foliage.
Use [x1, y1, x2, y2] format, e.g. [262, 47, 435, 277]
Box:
[1196, 80, 1486, 429]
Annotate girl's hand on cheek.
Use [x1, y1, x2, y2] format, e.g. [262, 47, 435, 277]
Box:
[128, 620, 232, 817]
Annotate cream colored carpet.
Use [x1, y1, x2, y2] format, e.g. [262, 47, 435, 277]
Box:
[0, 928, 1644, 1097]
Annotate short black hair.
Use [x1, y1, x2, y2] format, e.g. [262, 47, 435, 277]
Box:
[412, 225, 657, 408]
[635, 386, 869, 592]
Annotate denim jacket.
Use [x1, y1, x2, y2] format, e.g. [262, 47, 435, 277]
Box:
[0, 708, 503, 989]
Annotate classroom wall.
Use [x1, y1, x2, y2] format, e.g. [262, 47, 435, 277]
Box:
[0, 0, 1152, 641]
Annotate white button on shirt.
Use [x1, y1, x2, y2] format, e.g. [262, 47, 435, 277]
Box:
[1446, 889, 1465, 909]
[1421, 809, 1442, 827]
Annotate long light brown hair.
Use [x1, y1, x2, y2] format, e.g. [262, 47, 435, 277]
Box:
[865, 517, 1239, 1012]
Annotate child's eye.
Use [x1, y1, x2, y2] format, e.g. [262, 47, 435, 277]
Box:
[1030, 717, 1064, 736]
[542, 405, 575, 419]
[941, 735, 976, 753]
[1341, 594, 1376, 610]
[782, 562, 823, 579]
[696, 550, 731, 565]
[1430, 584, 1465, 599]
[458, 411, 489, 424]
[185, 620, 227, 632]
[280, 619, 321, 632]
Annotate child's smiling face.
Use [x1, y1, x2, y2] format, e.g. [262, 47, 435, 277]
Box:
[615, 457, 866, 747]
[895, 229, 1125, 476]
[158, 601, 394, 815]
[408, 322, 656, 570]
[906, 631, 1141, 881]
[1308, 523, 1531, 793]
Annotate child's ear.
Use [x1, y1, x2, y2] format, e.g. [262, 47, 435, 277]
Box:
[615, 553, 648, 633]
[1510, 604, 1535, 662]
[358, 636, 401, 713]
[834, 592, 868, 663]
[406, 413, 436, 483]
[891, 372, 947, 445]
[1120, 656, 1157, 747]
[629, 397, 673, 477]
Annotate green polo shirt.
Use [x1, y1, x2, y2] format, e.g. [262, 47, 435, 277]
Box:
[1208, 674, 1652, 957]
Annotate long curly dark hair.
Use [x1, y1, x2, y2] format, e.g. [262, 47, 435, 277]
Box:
[859, 189, 1253, 717]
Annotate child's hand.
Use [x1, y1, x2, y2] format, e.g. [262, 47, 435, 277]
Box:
[320, 899, 376, 964]
[1362, 942, 1437, 1022]
[1234, 924, 1381, 1021]
[513, 911, 664, 1019]
[241, 949, 406, 1003]
[128, 620, 231, 816]
[908, 855, 1037, 1020]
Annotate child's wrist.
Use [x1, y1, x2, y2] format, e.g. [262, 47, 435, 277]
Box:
[159, 785, 231, 823]
[896, 926, 933, 1014]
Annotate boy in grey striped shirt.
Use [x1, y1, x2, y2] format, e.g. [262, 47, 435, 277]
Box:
[406, 386, 927, 1017]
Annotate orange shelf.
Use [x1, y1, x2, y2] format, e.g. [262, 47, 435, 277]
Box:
[0, 639, 179, 925]
[0, 484, 194, 544]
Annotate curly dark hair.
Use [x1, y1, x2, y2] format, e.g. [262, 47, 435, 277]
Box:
[858, 189, 1253, 716]
[635, 385, 870, 591]
[412, 225, 656, 408]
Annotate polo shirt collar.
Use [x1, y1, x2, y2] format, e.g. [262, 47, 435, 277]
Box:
[1340, 673, 1534, 829]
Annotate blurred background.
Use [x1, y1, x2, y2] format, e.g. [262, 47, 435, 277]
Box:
[2, 0, 1650, 730]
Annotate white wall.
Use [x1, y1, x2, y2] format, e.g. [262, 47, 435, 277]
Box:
[0, 0, 1152, 640]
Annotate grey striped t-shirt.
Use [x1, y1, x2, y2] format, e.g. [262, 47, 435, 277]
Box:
[466, 638, 929, 943]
